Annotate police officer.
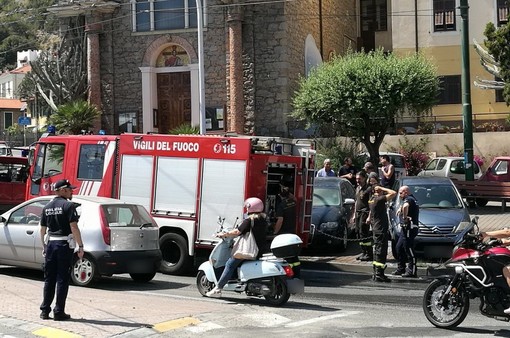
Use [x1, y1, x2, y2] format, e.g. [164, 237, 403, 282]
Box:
[39, 179, 84, 321]
[393, 185, 419, 278]
[353, 171, 372, 261]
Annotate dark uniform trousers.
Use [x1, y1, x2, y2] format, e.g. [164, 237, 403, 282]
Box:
[40, 240, 73, 315]
[355, 209, 372, 259]
[372, 226, 388, 274]
[396, 226, 418, 275]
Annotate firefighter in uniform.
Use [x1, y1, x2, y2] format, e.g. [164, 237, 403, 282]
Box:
[353, 171, 372, 261]
[392, 185, 419, 278]
[367, 173, 397, 282]
[39, 179, 84, 321]
[274, 185, 301, 277]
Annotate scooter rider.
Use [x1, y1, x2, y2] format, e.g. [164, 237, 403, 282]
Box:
[206, 197, 268, 297]
[352, 171, 372, 261]
[392, 185, 419, 278]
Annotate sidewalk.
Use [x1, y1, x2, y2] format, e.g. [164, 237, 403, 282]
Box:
[300, 202, 510, 278]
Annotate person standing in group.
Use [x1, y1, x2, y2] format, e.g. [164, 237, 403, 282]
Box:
[367, 174, 397, 282]
[393, 185, 419, 278]
[353, 171, 373, 261]
[338, 157, 357, 186]
[39, 179, 84, 321]
[363, 162, 376, 175]
[379, 155, 395, 188]
[274, 186, 301, 277]
[316, 158, 336, 177]
[206, 197, 268, 297]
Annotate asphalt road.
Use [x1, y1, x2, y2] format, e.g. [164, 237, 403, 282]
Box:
[0, 266, 508, 337]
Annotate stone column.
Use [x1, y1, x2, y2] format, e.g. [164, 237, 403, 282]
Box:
[227, 5, 244, 134]
[85, 17, 102, 132]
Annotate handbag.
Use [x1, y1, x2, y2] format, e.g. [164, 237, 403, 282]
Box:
[232, 218, 259, 260]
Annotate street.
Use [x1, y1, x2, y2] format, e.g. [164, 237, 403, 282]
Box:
[0, 266, 509, 337]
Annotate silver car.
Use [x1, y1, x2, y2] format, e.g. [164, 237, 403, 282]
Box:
[0, 195, 161, 286]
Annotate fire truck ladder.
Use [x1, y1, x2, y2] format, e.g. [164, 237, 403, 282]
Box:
[297, 142, 315, 235]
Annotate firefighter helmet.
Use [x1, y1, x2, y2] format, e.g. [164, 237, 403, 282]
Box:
[244, 197, 264, 213]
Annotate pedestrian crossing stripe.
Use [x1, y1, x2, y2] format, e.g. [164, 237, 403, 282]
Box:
[32, 327, 81, 338]
[153, 317, 201, 332]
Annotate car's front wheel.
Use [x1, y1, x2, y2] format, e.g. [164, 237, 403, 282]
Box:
[130, 272, 156, 283]
[71, 255, 98, 287]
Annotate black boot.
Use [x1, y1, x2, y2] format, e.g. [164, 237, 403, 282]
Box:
[360, 247, 373, 261]
[374, 267, 391, 283]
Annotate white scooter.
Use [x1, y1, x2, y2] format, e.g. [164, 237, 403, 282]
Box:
[196, 224, 304, 306]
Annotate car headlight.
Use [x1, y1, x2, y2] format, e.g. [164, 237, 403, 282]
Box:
[454, 221, 471, 233]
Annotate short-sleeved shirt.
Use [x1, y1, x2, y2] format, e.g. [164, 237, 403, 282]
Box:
[41, 196, 79, 236]
[402, 195, 419, 225]
[368, 194, 389, 231]
[316, 168, 336, 177]
[275, 197, 296, 234]
[355, 184, 371, 212]
[237, 216, 268, 256]
[338, 165, 358, 186]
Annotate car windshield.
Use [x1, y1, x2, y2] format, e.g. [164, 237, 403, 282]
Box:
[388, 155, 405, 168]
[313, 187, 340, 207]
[408, 184, 462, 208]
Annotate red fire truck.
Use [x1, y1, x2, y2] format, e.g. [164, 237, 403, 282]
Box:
[26, 133, 315, 275]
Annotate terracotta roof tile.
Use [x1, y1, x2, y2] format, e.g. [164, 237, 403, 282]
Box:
[0, 98, 23, 109]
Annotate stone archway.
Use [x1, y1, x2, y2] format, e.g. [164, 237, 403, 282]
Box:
[142, 35, 198, 67]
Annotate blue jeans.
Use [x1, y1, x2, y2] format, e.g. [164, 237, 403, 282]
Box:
[40, 240, 73, 315]
[217, 257, 243, 289]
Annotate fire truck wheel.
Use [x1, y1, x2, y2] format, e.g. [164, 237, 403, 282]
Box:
[159, 232, 192, 275]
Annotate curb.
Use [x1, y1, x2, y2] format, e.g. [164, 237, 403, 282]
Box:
[300, 257, 453, 283]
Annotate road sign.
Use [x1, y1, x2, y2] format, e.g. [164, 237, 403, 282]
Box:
[18, 116, 31, 126]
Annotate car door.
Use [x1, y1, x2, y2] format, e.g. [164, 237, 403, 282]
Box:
[340, 180, 355, 230]
[485, 158, 510, 182]
[0, 199, 50, 267]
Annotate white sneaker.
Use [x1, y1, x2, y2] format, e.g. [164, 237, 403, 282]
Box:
[504, 307, 510, 315]
[206, 287, 222, 297]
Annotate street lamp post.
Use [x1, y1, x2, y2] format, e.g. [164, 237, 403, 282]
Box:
[196, 0, 206, 135]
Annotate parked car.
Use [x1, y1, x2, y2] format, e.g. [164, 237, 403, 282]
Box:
[417, 156, 482, 181]
[358, 152, 407, 179]
[388, 176, 470, 259]
[0, 195, 162, 286]
[0, 156, 29, 212]
[468, 156, 510, 207]
[310, 177, 355, 251]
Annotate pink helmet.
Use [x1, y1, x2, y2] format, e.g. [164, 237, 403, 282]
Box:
[244, 197, 264, 213]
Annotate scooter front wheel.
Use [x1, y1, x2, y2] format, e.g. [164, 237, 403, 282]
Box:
[264, 277, 290, 306]
[196, 270, 215, 296]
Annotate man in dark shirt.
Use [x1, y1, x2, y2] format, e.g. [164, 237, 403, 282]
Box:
[338, 157, 357, 186]
[353, 171, 372, 261]
[39, 179, 84, 321]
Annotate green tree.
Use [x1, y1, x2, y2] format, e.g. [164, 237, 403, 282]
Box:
[49, 100, 99, 135]
[484, 22, 510, 104]
[292, 49, 439, 162]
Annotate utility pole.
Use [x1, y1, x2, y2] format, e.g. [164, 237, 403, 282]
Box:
[196, 0, 206, 135]
[460, 0, 474, 181]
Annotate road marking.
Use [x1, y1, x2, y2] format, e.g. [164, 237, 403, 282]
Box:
[285, 311, 361, 328]
[153, 317, 201, 332]
[32, 327, 81, 338]
[243, 312, 291, 327]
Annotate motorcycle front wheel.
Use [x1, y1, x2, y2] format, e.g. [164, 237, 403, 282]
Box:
[196, 270, 215, 296]
[264, 277, 290, 306]
[423, 278, 469, 328]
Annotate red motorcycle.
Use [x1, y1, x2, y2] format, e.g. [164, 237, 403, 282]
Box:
[423, 216, 510, 328]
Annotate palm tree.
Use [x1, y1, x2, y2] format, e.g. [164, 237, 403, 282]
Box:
[49, 100, 100, 135]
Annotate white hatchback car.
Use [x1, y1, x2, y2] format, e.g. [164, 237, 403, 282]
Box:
[417, 157, 482, 181]
[0, 195, 161, 286]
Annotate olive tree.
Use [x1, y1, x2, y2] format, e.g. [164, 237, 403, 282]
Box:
[292, 49, 440, 161]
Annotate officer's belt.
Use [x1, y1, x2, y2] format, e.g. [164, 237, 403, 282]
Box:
[48, 236, 68, 241]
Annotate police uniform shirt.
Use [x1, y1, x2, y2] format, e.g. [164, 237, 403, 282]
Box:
[41, 196, 79, 236]
[403, 195, 419, 225]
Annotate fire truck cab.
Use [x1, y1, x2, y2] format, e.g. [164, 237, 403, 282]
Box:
[27, 133, 315, 275]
